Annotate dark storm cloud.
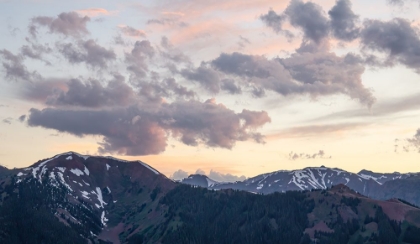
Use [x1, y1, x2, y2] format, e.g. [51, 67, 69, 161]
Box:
[284, 0, 330, 43]
[0, 49, 41, 81]
[360, 18, 420, 72]
[328, 0, 360, 41]
[118, 26, 146, 37]
[27, 99, 271, 155]
[211, 50, 375, 107]
[288, 150, 331, 160]
[57, 39, 116, 68]
[30, 12, 90, 38]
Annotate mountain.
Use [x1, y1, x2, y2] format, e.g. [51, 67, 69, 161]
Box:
[1, 152, 420, 243]
[0, 152, 176, 244]
[367, 175, 420, 209]
[180, 166, 420, 206]
[178, 174, 219, 188]
[357, 169, 416, 185]
[0, 164, 18, 180]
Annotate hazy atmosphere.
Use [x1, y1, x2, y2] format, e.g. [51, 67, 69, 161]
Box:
[1, 0, 420, 179]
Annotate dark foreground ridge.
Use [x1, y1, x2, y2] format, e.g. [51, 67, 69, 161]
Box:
[0, 152, 420, 243]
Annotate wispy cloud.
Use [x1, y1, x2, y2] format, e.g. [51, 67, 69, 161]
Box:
[76, 8, 118, 17]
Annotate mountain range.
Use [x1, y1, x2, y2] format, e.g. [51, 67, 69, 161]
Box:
[1, 152, 420, 244]
[181, 166, 420, 207]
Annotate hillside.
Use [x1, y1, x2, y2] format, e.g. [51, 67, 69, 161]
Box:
[1, 152, 420, 243]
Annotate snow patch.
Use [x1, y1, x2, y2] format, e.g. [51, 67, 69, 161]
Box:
[94, 187, 106, 208]
[138, 161, 159, 175]
[70, 168, 84, 176]
[106, 187, 111, 193]
[106, 164, 110, 171]
[206, 178, 217, 187]
[56, 167, 66, 173]
[84, 166, 90, 176]
[17, 172, 24, 177]
[66, 156, 72, 160]
[57, 172, 73, 192]
[101, 211, 108, 226]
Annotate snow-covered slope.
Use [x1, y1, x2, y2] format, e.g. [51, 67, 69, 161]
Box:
[8, 151, 175, 242]
[181, 166, 419, 196]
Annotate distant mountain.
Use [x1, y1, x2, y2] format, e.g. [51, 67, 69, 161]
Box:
[357, 169, 415, 185]
[181, 166, 420, 206]
[1, 152, 420, 243]
[178, 174, 219, 188]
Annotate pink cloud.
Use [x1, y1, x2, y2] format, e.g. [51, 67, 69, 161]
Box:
[76, 8, 118, 17]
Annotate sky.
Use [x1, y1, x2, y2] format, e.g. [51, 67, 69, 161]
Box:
[1, 0, 420, 180]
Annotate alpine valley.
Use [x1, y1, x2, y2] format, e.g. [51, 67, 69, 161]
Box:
[1, 152, 420, 244]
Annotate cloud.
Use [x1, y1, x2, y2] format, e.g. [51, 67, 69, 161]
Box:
[27, 107, 168, 155]
[261, 0, 359, 42]
[76, 8, 115, 17]
[27, 99, 271, 155]
[208, 169, 246, 182]
[221, 79, 242, 94]
[180, 65, 221, 93]
[312, 92, 420, 122]
[2, 118, 12, 125]
[57, 39, 116, 68]
[30, 12, 90, 38]
[20, 41, 52, 64]
[21, 78, 67, 102]
[146, 18, 188, 27]
[18, 115, 26, 122]
[210, 49, 375, 107]
[284, 0, 329, 43]
[360, 18, 420, 72]
[118, 25, 146, 37]
[328, 0, 360, 41]
[160, 36, 191, 64]
[44, 76, 136, 108]
[260, 9, 291, 37]
[172, 169, 189, 180]
[288, 150, 331, 160]
[172, 168, 246, 182]
[396, 129, 420, 153]
[125, 40, 155, 78]
[273, 122, 366, 138]
[0, 49, 41, 81]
